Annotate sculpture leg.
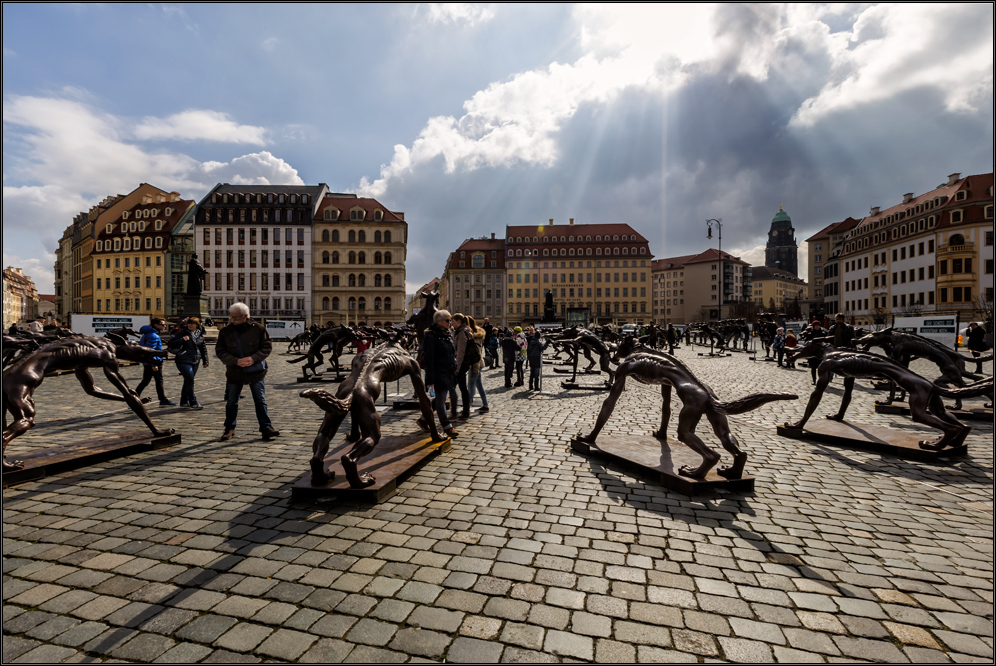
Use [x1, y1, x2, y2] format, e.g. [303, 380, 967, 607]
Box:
[676, 405, 721, 478]
[828, 377, 855, 421]
[583, 348, 596, 372]
[653, 384, 672, 439]
[599, 353, 615, 386]
[914, 391, 970, 450]
[341, 397, 379, 488]
[99, 366, 173, 437]
[310, 411, 346, 484]
[3, 386, 36, 471]
[578, 375, 627, 444]
[785, 371, 833, 430]
[707, 411, 746, 479]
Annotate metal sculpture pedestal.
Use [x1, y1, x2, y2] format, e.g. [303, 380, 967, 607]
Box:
[3, 430, 182, 487]
[777, 421, 967, 461]
[874, 401, 993, 422]
[296, 374, 345, 384]
[553, 367, 600, 375]
[571, 434, 755, 496]
[291, 433, 452, 503]
[561, 380, 611, 391]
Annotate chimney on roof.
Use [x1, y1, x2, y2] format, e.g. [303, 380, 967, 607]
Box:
[870, 206, 880, 215]
[549, 218, 554, 225]
[490, 233, 495, 240]
[947, 172, 961, 185]
[902, 193, 914, 204]
[569, 218, 574, 226]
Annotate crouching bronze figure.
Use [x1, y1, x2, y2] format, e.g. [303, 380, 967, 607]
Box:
[578, 339, 796, 478]
[3, 334, 175, 471]
[301, 338, 443, 488]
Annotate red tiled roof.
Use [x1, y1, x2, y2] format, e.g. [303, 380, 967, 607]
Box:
[750, 266, 806, 283]
[315, 196, 404, 223]
[851, 173, 992, 234]
[652, 255, 697, 270]
[506, 223, 648, 244]
[681, 248, 749, 266]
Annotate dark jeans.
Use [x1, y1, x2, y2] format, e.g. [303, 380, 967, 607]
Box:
[176, 362, 199, 405]
[775, 348, 784, 366]
[504, 359, 515, 386]
[529, 364, 542, 390]
[515, 360, 525, 385]
[136, 364, 167, 401]
[432, 385, 452, 430]
[224, 380, 272, 433]
[456, 370, 470, 413]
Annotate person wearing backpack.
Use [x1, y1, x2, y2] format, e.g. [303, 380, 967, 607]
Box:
[135, 317, 176, 406]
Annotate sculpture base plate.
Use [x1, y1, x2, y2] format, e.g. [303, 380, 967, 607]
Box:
[777, 421, 967, 461]
[297, 374, 345, 384]
[570, 435, 754, 496]
[291, 433, 452, 503]
[553, 367, 600, 374]
[698, 352, 732, 357]
[874, 402, 993, 422]
[561, 381, 611, 391]
[391, 392, 419, 410]
[3, 430, 181, 487]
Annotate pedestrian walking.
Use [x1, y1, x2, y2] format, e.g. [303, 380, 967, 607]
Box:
[135, 317, 176, 406]
[421, 310, 459, 437]
[784, 328, 798, 368]
[773, 327, 786, 367]
[466, 316, 490, 413]
[526, 326, 549, 391]
[500, 330, 518, 387]
[167, 316, 209, 409]
[452, 313, 477, 417]
[513, 326, 527, 386]
[215, 302, 278, 441]
[966, 322, 989, 374]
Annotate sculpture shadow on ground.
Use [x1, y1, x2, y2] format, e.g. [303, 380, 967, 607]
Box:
[798, 440, 992, 487]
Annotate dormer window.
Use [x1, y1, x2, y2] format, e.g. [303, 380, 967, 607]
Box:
[165, 207, 173, 216]
[122, 212, 129, 220]
[350, 209, 364, 221]
[151, 208, 158, 217]
[278, 194, 286, 204]
[374, 209, 383, 221]
[956, 191, 967, 201]
[222, 194, 229, 204]
[96, 240, 103, 251]
[156, 220, 163, 231]
[106, 224, 114, 234]
[290, 194, 297, 204]
[267, 194, 274, 203]
[145, 237, 153, 249]
[302, 194, 309, 204]
[155, 237, 163, 248]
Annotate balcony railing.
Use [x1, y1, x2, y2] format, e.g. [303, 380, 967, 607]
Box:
[937, 242, 975, 255]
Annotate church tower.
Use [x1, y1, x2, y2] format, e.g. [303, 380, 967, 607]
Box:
[765, 204, 798, 277]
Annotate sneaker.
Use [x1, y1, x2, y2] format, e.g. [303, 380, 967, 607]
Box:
[444, 427, 459, 438]
[188, 403, 204, 410]
[160, 400, 178, 407]
[477, 406, 490, 414]
[261, 427, 281, 441]
[179, 402, 190, 408]
[220, 429, 235, 441]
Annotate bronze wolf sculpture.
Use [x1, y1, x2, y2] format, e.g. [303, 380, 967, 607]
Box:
[300, 337, 442, 488]
[785, 343, 992, 450]
[288, 325, 358, 378]
[3, 334, 174, 471]
[579, 338, 796, 479]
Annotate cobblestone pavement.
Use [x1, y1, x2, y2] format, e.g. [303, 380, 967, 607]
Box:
[3, 341, 992, 663]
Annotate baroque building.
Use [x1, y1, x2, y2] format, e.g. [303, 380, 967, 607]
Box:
[195, 184, 329, 320]
[91, 192, 195, 317]
[312, 194, 408, 326]
[3, 267, 40, 329]
[441, 234, 506, 326]
[652, 249, 751, 324]
[504, 219, 653, 325]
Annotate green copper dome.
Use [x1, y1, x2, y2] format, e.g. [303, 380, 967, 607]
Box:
[772, 203, 791, 224]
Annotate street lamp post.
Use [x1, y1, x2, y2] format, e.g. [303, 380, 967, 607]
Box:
[706, 218, 723, 321]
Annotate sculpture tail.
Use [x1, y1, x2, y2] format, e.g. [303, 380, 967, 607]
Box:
[300, 387, 353, 414]
[287, 355, 308, 364]
[716, 392, 798, 415]
[936, 377, 993, 399]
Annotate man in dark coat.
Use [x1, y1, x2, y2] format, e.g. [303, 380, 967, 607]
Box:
[966, 322, 989, 374]
[215, 302, 277, 441]
[500, 330, 519, 388]
[828, 313, 855, 349]
[422, 309, 458, 437]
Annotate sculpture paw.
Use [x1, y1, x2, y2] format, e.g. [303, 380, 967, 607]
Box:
[3, 457, 25, 472]
[716, 465, 743, 479]
[311, 467, 335, 485]
[353, 472, 376, 489]
[651, 430, 667, 440]
[783, 422, 803, 430]
[918, 439, 944, 451]
[825, 414, 844, 422]
[678, 464, 706, 479]
[140, 397, 152, 405]
[152, 428, 175, 438]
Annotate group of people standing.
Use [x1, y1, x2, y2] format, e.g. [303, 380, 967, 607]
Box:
[134, 316, 209, 409]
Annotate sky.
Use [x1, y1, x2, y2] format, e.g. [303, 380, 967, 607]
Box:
[3, 3, 993, 296]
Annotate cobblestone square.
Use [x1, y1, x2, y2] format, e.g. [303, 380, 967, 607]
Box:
[3, 344, 992, 662]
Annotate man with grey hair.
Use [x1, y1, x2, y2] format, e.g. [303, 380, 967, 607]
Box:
[215, 302, 278, 441]
[419, 309, 459, 437]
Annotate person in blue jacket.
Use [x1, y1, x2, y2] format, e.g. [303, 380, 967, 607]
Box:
[167, 316, 209, 409]
[136, 318, 176, 406]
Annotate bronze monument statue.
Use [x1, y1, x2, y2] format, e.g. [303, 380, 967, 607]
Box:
[3, 334, 175, 471]
[185, 255, 206, 296]
[784, 343, 992, 450]
[300, 335, 443, 488]
[578, 338, 796, 478]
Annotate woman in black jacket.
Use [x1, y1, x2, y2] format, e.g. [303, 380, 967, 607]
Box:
[168, 316, 209, 409]
[422, 310, 458, 437]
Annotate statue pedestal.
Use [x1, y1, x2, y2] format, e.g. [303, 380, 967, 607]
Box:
[777, 421, 967, 461]
[3, 430, 181, 487]
[291, 433, 452, 503]
[297, 374, 346, 384]
[561, 380, 611, 391]
[571, 434, 755, 496]
[182, 294, 210, 318]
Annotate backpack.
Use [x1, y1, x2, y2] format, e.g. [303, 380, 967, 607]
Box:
[462, 333, 481, 369]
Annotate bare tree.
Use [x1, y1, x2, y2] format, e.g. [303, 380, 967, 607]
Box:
[972, 293, 994, 344]
[898, 299, 925, 316]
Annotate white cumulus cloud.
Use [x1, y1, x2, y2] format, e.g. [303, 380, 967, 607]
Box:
[417, 3, 496, 27]
[134, 110, 268, 145]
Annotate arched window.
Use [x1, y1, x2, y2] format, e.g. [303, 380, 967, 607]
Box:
[332, 274, 340, 287]
[374, 274, 382, 287]
[384, 231, 391, 243]
[358, 297, 366, 311]
[348, 274, 357, 287]
[384, 297, 392, 311]
[374, 297, 383, 311]
[332, 251, 340, 264]
[348, 251, 356, 264]
[358, 230, 366, 243]
[348, 230, 356, 243]
[322, 297, 330, 310]
[348, 297, 356, 310]
[332, 230, 340, 242]
[322, 230, 329, 242]
[322, 274, 330, 287]
[385, 251, 392, 264]
[358, 274, 366, 286]
[949, 233, 966, 246]
[374, 231, 382, 243]
[384, 274, 392, 287]
[322, 251, 330, 264]
[473, 255, 484, 269]
[374, 252, 382, 264]
[332, 297, 340, 310]
[358, 252, 366, 264]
